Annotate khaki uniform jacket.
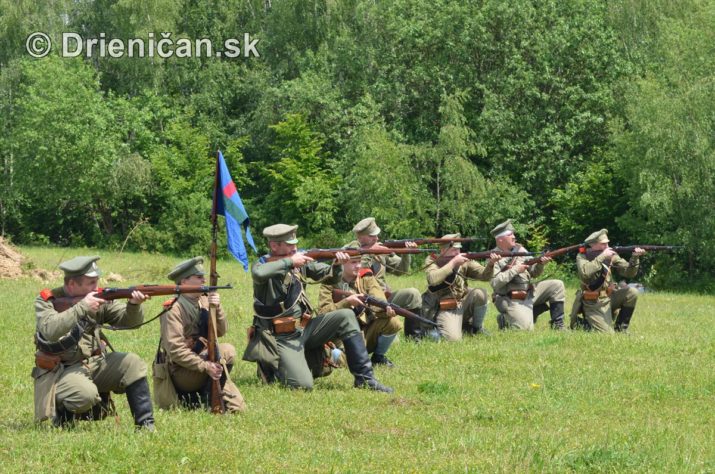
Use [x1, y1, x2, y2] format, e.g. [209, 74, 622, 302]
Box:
[491, 245, 544, 295]
[576, 252, 639, 291]
[160, 295, 227, 373]
[425, 255, 494, 302]
[33, 288, 144, 421]
[318, 274, 389, 326]
[346, 240, 410, 290]
[35, 288, 144, 364]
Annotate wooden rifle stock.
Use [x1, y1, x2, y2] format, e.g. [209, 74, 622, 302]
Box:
[382, 237, 478, 248]
[583, 244, 682, 260]
[520, 243, 585, 266]
[431, 250, 536, 268]
[332, 288, 438, 328]
[50, 284, 233, 313]
[264, 247, 436, 263]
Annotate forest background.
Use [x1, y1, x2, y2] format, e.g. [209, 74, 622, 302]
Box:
[1, 0, 713, 290]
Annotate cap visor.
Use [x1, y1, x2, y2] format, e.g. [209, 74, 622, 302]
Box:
[369, 227, 381, 236]
[286, 238, 299, 244]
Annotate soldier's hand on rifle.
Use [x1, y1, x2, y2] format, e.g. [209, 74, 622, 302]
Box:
[515, 264, 529, 273]
[82, 291, 105, 316]
[602, 248, 617, 259]
[291, 252, 315, 268]
[344, 294, 365, 308]
[128, 290, 149, 305]
[208, 292, 220, 307]
[385, 305, 396, 317]
[449, 253, 470, 268]
[334, 251, 351, 264]
[488, 253, 501, 264]
[404, 241, 418, 249]
[206, 361, 223, 380]
[537, 256, 552, 265]
[633, 247, 646, 256]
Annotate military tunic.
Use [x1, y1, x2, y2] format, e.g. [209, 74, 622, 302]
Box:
[424, 254, 493, 341]
[491, 246, 565, 330]
[243, 256, 361, 389]
[345, 240, 422, 317]
[32, 288, 146, 421]
[318, 274, 402, 353]
[569, 251, 640, 333]
[158, 294, 244, 411]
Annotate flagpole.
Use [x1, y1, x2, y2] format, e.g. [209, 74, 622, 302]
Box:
[207, 150, 225, 414]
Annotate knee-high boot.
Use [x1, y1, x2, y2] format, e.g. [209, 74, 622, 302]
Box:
[342, 333, 393, 393]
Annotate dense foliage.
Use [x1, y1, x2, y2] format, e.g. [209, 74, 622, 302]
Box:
[1, 0, 712, 288]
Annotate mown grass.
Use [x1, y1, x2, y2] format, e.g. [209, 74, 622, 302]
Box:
[1, 246, 714, 473]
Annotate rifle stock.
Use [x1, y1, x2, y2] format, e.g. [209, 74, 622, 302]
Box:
[50, 284, 233, 313]
[332, 288, 438, 328]
[520, 243, 584, 266]
[265, 247, 436, 263]
[382, 237, 478, 248]
[431, 250, 536, 268]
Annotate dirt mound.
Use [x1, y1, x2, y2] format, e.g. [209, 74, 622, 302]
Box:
[0, 237, 24, 279]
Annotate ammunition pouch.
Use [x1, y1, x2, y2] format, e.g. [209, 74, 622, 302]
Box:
[508, 290, 528, 300]
[439, 298, 459, 311]
[35, 351, 61, 371]
[35, 317, 94, 354]
[582, 285, 613, 302]
[272, 316, 297, 335]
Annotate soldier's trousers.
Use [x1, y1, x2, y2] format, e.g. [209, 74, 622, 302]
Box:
[364, 317, 402, 353]
[56, 351, 147, 414]
[277, 309, 360, 390]
[437, 288, 488, 341]
[573, 287, 639, 333]
[494, 279, 565, 330]
[170, 343, 236, 392]
[388, 287, 422, 311]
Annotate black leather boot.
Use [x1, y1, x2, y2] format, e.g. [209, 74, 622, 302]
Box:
[126, 377, 155, 431]
[549, 301, 565, 330]
[342, 333, 393, 393]
[532, 303, 549, 324]
[615, 306, 635, 333]
[52, 404, 75, 428]
[403, 316, 424, 341]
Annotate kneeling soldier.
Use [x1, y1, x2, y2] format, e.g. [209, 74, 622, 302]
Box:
[243, 224, 393, 392]
[570, 229, 646, 333]
[347, 217, 424, 340]
[318, 252, 402, 367]
[154, 257, 245, 412]
[423, 234, 498, 341]
[490, 220, 566, 330]
[32, 256, 155, 430]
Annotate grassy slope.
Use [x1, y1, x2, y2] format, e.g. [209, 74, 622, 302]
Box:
[0, 246, 713, 473]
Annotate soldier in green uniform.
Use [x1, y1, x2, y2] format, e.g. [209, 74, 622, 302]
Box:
[347, 217, 424, 340]
[243, 224, 392, 393]
[318, 253, 402, 367]
[153, 257, 245, 412]
[423, 234, 499, 341]
[490, 220, 566, 330]
[32, 256, 155, 430]
[569, 229, 646, 333]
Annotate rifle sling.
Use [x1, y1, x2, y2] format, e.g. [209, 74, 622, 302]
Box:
[427, 268, 458, 293]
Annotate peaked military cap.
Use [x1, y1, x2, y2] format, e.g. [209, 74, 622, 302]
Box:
[263, 224, 299, 244]
[353, 217, 381, 236]
[585, 228, 609, 245]
[60, 256, 101, 278]
[168, 257, 205, 283]
[490, 219, 515, 238]
[441, 233, 462, 249]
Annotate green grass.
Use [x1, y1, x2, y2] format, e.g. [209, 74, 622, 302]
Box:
[1, 246, 714, 472]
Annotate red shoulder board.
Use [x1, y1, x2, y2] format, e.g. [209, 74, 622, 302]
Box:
[358, 268, 374, 278]
[163, 297, 177, 309]
[40, 289, 54, 301]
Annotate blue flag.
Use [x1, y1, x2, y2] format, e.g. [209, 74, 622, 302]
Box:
[215, 151, 256, 270]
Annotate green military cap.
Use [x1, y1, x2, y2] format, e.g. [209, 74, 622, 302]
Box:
[353, 217, 381, 236]
[584, 228, 609, 245]
[168, 257, 205, 283]
[490, 219, 515, 238]
[441, 233, 462, 249]
[59, 256, 102, 278]
[263, 224, 299, 244]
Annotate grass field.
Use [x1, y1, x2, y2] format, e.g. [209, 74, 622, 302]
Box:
[1, 246, 714, 472]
